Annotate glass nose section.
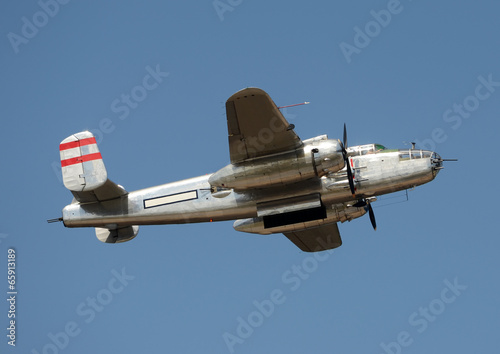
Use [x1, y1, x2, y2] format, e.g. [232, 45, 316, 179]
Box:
[430, 152, 443, 170]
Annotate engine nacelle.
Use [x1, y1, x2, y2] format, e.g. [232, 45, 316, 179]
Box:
[209, 138, 344, 190]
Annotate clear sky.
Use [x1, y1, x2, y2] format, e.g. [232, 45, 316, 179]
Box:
[1, 1, 499, 353]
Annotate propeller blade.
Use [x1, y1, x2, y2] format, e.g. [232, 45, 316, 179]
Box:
[346, 161, 355, 197]
[343, 123, 348, 149]
[368, 203, 377, 230]
[341, 123, 355, 197]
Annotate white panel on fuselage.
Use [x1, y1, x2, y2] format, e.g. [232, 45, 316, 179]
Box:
[144, 190, 198, 209]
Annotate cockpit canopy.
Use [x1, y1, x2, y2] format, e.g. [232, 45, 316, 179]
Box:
[398, 150, 433, 160]
[346, 143, 386, 156]
[346, 144, 437, 161]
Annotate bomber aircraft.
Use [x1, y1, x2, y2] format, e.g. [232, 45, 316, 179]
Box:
[50, 88, 454, 252]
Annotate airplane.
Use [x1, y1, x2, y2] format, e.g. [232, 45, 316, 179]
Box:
[50, 87, 455, 252]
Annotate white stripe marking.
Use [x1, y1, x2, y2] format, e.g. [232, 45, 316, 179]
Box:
[60, 146, 81, 160]
[59, 144, 99, 160]
[144, 190, 197, 208]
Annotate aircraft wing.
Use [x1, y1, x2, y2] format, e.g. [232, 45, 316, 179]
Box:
[225, 88, 302, 163]
[283, 223, 342, 252]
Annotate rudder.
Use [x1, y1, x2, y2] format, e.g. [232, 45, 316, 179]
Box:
[59, 131, 107, 192]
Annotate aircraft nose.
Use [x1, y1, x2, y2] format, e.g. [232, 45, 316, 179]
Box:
[430, 152, 443, 175]
[427, 151, 457, 177]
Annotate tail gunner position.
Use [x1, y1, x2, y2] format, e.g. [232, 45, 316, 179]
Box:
[50, 88, 455, 252]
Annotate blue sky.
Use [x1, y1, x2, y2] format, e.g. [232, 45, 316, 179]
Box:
[1, 1, 499, 353]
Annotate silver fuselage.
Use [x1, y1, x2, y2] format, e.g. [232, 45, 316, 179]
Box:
[62, 143, 441, 231]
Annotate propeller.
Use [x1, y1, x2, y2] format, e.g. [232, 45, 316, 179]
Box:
[341, 124, 377, 231]
[367, 203, 377, 231]
[353, 199, 377, 231]
[340, 123, 356, 198]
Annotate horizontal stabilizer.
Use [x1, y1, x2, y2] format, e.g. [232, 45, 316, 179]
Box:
[95, 225, 139, 243]
[71, 179, 127, 203]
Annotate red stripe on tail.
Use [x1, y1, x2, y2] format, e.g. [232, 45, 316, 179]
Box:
[60, 137, 97, 151]
[61, 152, 102, 167]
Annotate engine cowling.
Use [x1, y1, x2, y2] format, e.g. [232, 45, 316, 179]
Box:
[209, 138, 344, 190]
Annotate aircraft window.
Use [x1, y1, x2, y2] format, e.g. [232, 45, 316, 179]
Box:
[411, 150, 422, 159]
[346, 147, 359, 156]
[399, 151, 410, 160]
[422, 151, 432, 158]
[360, 145, 374, 155]
[348, 144, 386, 156]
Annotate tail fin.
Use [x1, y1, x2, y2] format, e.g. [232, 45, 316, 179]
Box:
[59, 131, 138, 242]
[60, 131, 107, 192]
[59, 131, 127, 203]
